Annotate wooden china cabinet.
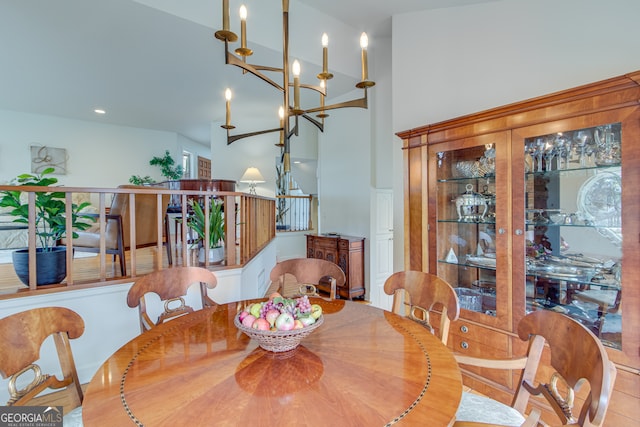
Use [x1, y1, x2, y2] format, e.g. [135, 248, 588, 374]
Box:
[397, 70, 640, 426]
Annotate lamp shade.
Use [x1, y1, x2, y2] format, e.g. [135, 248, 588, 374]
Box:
[240, 167, 265, 184]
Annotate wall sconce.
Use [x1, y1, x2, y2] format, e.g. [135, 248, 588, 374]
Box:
[240, 167, 265, 194]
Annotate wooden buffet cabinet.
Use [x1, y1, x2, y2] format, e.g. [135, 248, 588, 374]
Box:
[397, 71, 640, 426]
[306, 234, 365, 300]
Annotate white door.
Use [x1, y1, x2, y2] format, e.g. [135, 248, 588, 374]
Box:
[372, 189, 394, 310]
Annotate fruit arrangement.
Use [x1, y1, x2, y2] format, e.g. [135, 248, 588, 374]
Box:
[238, 292, 323, 331]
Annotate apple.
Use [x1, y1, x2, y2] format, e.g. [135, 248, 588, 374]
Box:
[274, 312, 295, 331]
[265, 309, 281, 327]
[238, 310, 250, 323]
[293, 319, 304, 329]
[252, 318, 270, 330]
[310, 304, 323, 320]
[268, 292, 282, 301]
[241, 314, 257, 328]
[249, 303, 263, 319]
[298, 315, 316, 326]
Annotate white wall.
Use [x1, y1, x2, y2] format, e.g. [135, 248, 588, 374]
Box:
[0, 109, 208, 186]
[393, 0, 640, 133]
[391, 0, 640, 269]
[371, 36, 394, 190]
[210, 118, 319, 197]
[317, 88, 372, 296]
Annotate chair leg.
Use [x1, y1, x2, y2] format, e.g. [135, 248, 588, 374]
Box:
[329, 278, 337, 300]
[165, 215, 173, 265]
[118, 248, 126, 276]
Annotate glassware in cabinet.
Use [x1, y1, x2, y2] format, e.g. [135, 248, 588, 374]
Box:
[523, 123, 622, 350]
[435, 144, 500, 317]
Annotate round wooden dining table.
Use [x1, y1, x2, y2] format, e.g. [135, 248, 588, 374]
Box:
[82, 298, 462, 426]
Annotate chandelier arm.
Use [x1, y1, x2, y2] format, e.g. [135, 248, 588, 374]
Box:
[302, 92, 369, 115]
[287, 125, 297, 140]
[253, 65, 285, 73]
[295, 82, 325, 96]
[227, 127, 284, 145]
[226, 49, 284, 91]
[301, 114, 324, 132]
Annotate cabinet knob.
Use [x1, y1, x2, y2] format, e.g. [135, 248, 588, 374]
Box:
[460, 325, 468, 333]
[515, 229, 523, 235]
[498, 228, 506, 234]
[460, 341, 469, 349]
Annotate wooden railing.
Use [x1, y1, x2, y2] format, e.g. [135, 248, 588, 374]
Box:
[276, 194, 314, 232]
[0, 185, 275, 291]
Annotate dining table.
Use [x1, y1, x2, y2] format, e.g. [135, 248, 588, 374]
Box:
[82, 298, 463, 426]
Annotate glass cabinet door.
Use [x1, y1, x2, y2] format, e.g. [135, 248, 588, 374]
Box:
[523, 123, 622, 350]
[431, 134, 509, 326]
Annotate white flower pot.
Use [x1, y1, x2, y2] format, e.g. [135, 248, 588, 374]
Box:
[198, 247, 224, 264]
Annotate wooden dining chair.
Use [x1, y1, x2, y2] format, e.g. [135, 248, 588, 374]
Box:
[65, 185, 172, 276]
[0, 307, 85, 426]
[454, 310, 617, 427]
[383, 271, 460, 345]
[126, 266, 218, 333]
[269, 258, 346, 300]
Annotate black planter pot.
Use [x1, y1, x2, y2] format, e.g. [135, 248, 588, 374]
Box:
[12, 247, 68, 286]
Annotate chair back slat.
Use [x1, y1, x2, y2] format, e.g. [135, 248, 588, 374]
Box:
[0, 307, 85, 415]
[517, 310, 616, 426]
[269, 258, 346, 300]
[127, 266, 218, 332]
[383, 271, 459, 345]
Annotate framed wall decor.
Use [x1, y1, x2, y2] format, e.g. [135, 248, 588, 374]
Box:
[30, 145, 68, 175]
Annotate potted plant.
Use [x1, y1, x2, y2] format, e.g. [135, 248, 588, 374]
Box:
[129, 150, 184, 185]
[0, 168, 95, 285]
[185, 198, 225, 264]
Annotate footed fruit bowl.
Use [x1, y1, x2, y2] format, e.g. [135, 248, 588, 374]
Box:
[234, 314, 323, 352]
[234, 294, 324, 352]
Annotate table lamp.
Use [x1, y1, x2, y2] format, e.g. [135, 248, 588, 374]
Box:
[240, 167, 265, 194]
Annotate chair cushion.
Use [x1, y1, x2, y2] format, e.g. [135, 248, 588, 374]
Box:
[455, 391, 526, 426]
[63, 406, 83, 427]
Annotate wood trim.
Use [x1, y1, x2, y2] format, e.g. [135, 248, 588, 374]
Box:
[396, 70, 640, 141]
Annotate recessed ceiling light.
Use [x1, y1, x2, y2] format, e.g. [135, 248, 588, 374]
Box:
[94, 108, 106, 115]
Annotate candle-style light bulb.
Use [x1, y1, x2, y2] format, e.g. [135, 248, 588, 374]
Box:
[317, 33, 333, 80]
[317, 79, 329, 119]
[234, 5, 253, 57]
[239, 5, 247, 48]
[225, 88, 232, 127]
[360, 32, 369, 81]
[292, 59, 301, 112]
[322, 33, 328, 74]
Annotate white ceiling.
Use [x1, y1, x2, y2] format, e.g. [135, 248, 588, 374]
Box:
[0, 0, 494, 145]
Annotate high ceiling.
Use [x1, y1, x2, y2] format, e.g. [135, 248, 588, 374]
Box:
[0, 0, 495, 144]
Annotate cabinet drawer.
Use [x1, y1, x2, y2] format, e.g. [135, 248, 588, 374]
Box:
[450, 321, 512, 388]
[449, 321, 510, 351]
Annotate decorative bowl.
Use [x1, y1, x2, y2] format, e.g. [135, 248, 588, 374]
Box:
[234, 315, 324, 353]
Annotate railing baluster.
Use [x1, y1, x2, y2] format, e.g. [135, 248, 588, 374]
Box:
[0, 185, 275, 292]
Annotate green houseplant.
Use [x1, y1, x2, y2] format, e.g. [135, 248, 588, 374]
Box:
[0, 167, 95, 285]
[185, 198, 225, 264]
[129, 150, 184, 185]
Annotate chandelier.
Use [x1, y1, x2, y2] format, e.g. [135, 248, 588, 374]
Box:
[214, 0, 375, 173]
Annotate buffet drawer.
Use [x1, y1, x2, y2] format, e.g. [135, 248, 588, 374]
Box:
[450, 321, 512, 388]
